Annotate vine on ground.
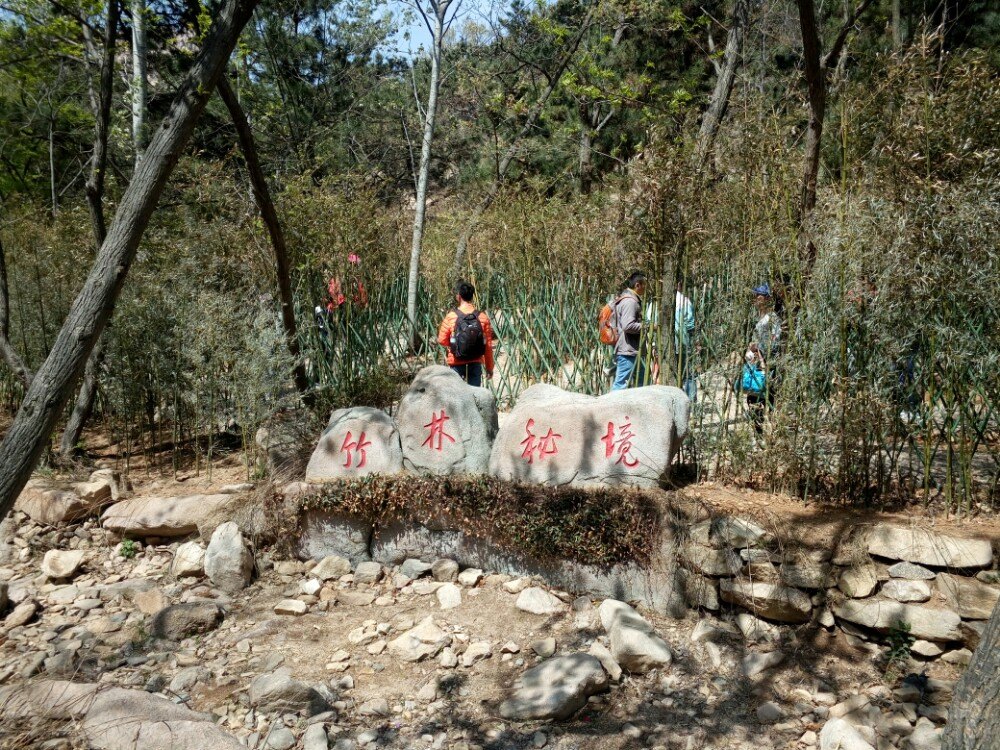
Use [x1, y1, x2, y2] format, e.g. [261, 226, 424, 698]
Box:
[289, 475, 665, 567]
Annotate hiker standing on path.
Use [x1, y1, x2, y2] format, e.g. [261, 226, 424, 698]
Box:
[610, 270, 648, 391]
[437, 280, 494, 387]
[749, 283, 781, 406]
[674, 281, 696, 401]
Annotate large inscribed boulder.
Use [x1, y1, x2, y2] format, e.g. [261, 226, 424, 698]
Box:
[488, 384, 689, 488]
[396, 366, 498, 475]
[305, 407, 403, 481]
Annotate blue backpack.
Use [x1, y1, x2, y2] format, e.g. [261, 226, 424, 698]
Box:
[739, 364, 766, 394]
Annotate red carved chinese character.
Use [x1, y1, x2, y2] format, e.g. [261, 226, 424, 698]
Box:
[601, 417, 639, 468]
[340, 431, 372, 468]
[520, 418, 562, 463]
[422, 410, 456, 451]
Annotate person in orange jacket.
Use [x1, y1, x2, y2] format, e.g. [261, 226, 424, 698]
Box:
[437, 280, 494, 387]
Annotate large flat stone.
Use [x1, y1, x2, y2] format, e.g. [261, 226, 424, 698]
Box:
[935, 573, 999, 620]
[866, 525, 993, 569]
[0, 679, 243, 749]
[15, 482, 99, 525]
[719, 578, 812, 623]
[832, 599, 962, 642]
[101, 494, 236, 537]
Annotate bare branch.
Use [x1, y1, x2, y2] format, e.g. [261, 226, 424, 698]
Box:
[822, 0, 874, 69]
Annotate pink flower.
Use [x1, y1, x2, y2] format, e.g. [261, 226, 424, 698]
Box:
[347, 253, 361, 265]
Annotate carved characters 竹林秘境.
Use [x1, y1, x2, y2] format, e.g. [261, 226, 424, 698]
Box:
[422, 410, 457, 452]
[519, 418, 562, 464]
[601, 417, 639, 468]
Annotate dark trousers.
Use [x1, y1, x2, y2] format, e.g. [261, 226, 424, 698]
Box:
[451, 363, 483, 387]
[746, 392, 766, 436]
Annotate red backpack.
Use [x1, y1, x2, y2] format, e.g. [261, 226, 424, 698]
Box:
[598, 296, 622, 345]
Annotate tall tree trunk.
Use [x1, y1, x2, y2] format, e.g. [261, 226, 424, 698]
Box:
[130, 0, 148, 161]
[452, 6, 594, 274]
[49, 119, 58, 215]
[59, 341, 103, 456]
[0, 236, 33, 389]
[216, 75, 311, 401]
[85, 0, 118, 247]
[891, 0, 902, 49]
[794, 0, 872, 271]
[578, 103, 594, 195]
[406, 6, 446, 349]
[695, 0, 750, 171]
[60, 0, 120, 458]
[795, 0, 825, 225]
[0, 0, 260, 525]
[941, 602, 1000, 749]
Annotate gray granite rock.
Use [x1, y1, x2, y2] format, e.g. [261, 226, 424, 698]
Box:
[499, 654, 608, 720]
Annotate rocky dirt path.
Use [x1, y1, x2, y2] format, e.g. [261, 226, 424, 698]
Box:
[0, 475, 969, 750]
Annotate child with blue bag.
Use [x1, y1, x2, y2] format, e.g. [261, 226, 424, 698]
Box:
[739, 349, 768, 437]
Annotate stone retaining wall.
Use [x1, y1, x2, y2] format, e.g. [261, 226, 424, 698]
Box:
[295, 508, 686, 617]
[292, 493, 999, 665]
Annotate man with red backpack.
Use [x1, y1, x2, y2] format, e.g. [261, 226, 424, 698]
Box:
[606, 270, 648, 391]
[437, 280, 494, 387]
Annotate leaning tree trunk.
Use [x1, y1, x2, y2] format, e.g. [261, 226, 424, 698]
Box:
[217, 75, 311, 401]
[406, 10, 444, 350]
[60, 0, 120, 458]
[695, 0, 750, 171]
[0, 0, 260, 525]
[941, 602, 1000, 749]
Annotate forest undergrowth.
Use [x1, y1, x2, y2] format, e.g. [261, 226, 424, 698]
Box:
[0, 15, 997, 516]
